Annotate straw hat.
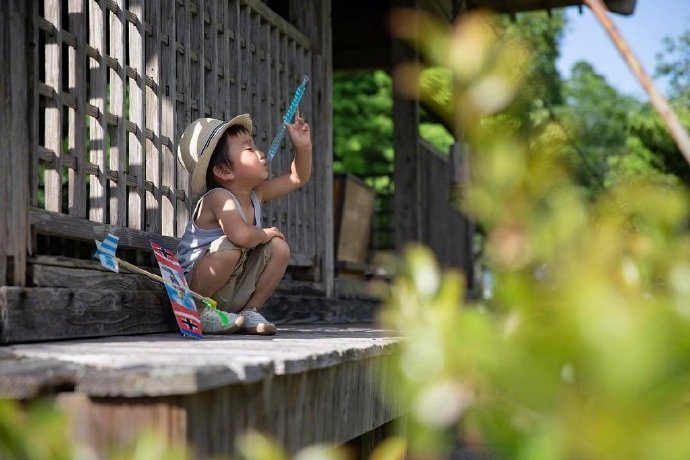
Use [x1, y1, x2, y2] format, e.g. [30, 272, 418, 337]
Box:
[178, 114, 253, 197]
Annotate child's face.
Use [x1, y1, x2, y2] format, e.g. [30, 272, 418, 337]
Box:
[225, 131, 269, 184]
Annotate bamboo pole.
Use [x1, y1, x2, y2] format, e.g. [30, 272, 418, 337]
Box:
[583, 0, 690, 166]
[116, 257, 217, 308]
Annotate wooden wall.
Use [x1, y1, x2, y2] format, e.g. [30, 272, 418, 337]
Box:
[0, 0, 338, 342]
[56, 356, 401, 457]
[28, 0, 321, 268]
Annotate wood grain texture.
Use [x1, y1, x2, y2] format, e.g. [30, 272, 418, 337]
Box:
[21, 0, 319, 266]
[67, 0, 87, 219]
[5, 254, 377, 343]
[0, 286, 177, 343]
[289, 0, 334, 295]
[30, 208, 179, 251]
[110, 0, 127, 226]
[88, 0, 108, 224]
[1, 0, 30, 286]
[1, 325, 402, 457]
[51, 350, 401, 457]
[2, 325, 398, 396]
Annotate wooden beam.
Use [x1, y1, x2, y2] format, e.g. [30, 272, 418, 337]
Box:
[0, 0, 30, 286]
[289, 0, 335, 297]
[0, 286, 177, 343]
[30, 208, 180, 251]
[392, 0, 424, 248]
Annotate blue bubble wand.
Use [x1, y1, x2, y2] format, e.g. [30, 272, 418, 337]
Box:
[266, 75, 309, 162]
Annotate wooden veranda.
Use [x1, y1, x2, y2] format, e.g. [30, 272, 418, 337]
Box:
[0, 0, 637, 456]
[1, 0, 337, 343]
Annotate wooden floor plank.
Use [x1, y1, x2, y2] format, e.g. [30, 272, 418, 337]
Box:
[0, 326, 398, 398]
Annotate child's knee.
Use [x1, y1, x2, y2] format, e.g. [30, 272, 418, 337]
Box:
[213, 248, 242, 271]
[269, 237, 290, 261]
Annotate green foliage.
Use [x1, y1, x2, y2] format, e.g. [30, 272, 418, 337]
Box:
[384, 9, 690, 459]
[236, 431, 349, 460]
[0, 399, 187, 460]
[497, 11, 566, 108]
[0, 399, 73, 460]
[333, 70, 394, 178]
[552, 24, 690, 193]
[555, 59, 690, 191]
[656, 26, 690, 103]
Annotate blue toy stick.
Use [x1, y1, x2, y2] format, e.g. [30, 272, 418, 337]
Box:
[266, 75, 309, 162]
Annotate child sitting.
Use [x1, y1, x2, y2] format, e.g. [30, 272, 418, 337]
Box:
[177, 113, 311, 335]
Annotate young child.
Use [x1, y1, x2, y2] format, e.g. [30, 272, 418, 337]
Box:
[176, 113, 311, 335]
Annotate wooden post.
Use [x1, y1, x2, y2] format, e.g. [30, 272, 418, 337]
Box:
[583, 0, 690, 166]
[392, 0, 423, 249]
[289, 0, 334, 297]
[0, 0, 30, 286]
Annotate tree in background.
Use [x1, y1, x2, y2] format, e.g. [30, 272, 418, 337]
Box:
[555, 61, 667, 190]
[332, 70, 454, 178]
[332, 10, 566, 177]
[656, 27, 690, 104]
[556, 24, 690, 191]
[333, 70, 394, 178]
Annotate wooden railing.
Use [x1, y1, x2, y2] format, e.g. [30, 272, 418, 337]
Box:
[418, 140, 474, 274]
[31, 0, 316, 266]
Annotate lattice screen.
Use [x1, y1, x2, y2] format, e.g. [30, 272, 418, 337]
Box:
[34, 0, 315, 262]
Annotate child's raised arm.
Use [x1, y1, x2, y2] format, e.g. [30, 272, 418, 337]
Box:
[255, 113, 312, 203]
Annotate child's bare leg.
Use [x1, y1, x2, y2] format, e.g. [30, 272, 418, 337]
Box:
[189, 249, 241, 298]
[244, 238, 290, 309]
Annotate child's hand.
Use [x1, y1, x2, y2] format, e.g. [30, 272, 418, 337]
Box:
[262, 227, 285, 243]
[285, 110, 311, 152]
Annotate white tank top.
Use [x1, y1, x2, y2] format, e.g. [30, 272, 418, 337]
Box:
[177, 188, 262, 274]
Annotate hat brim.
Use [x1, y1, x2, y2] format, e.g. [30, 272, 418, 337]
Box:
[190, 114, 253, 197]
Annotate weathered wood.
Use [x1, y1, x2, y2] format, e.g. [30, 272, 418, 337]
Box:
[1, 0, 30, 286]
[2, 325, 397, 394]
[0, 0, 8, 285]
[8, 327, 399, 458]
[30, 259, 335, 305]
[334, 175, 375, 265]
[128, 0, 145, 230]
[67, 0, 87, 219]
[44, 0, 63, 214]
[110, 0, 127, 226]
[0, 286, 177, 343]
[18, 1, 322, 282]
[242, 0, 310, 49]
[30, 208, 179, 251]
[290, 0, 334, 295]
[145, 0, 162, 234]
[1, 277, 375, 343]
[205, 0, 219, 118]
[160, 0, 177, 236]
[176, 0, 192, 237]
[0, 358, 81, 399]
[229, 0, 241, 112]
[29, 263, 166, 292]
[392, 0, 423, 248]
[263, 294, 378, 325]
[419, 141, 473, 275]
[88, 0, 108, 223]
[190, 0, 203, 121]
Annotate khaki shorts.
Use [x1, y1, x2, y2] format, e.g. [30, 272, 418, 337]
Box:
[187, 236, 272, 313]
